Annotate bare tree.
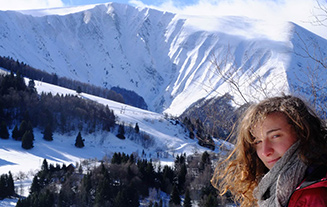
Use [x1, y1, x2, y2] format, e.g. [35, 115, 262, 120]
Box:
[209, 1, 327, 119]
[293, 30, 327, 70]
[291, 0, 327, 118]
[210, 50, 249, 104]
[291, 33, 327, 118]
[311, 0, 327, 27]
[209, 45, 287, 106]
[16, 171, 27, 196]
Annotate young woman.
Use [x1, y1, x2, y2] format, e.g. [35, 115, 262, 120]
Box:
[211, 95, 327, 207]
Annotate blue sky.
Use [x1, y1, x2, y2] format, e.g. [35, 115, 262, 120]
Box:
[0, 0, 326, 38]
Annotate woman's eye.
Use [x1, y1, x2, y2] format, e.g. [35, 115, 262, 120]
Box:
[254, 140, 262, 145]
[272, 134, 280, 138]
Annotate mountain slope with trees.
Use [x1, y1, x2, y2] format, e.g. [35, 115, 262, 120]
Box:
[0, 72, 116, 136]
[0, 71, 235, 206]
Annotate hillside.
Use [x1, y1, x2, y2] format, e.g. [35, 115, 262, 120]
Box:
[0, 74, 233, 205]
[0, 2, 327, 116]
[0, 74, 232, 172]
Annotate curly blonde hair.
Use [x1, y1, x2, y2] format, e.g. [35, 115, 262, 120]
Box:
[211, 95, 327, 207]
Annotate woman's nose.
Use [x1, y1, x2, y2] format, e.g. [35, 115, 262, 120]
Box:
[261, 140, 273, 157]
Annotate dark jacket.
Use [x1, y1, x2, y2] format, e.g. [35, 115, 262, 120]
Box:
[287, 165, 327, 207]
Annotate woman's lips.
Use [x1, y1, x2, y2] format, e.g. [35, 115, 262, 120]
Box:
[267, 157, 280, 164]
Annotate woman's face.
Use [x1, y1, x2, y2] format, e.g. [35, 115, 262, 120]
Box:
[252, 112, 298, 169]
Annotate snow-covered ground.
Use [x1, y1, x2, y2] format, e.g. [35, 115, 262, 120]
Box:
[0, 79, 233, 205]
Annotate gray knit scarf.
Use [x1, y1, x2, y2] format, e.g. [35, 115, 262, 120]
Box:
[253, 141, 307, 207]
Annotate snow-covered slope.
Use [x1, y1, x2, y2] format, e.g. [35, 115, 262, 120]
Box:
[0, 2, 327, 116]
[0, 78, 228, 174]
[0, 78, 233, 206]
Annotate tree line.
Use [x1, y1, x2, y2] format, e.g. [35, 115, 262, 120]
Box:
[0, 71, 158, 151]
[0, 72, 116, 144]
[0, 56, 147, 109]
[15, 152, 231, 207]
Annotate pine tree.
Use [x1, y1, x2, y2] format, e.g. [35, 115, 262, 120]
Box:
[94, 178, 111, 206]
[27, 79, 36, 94]
[16, 197, 31, 207]
[52, 73, 58, 85]
[76, 86, 82, 94]
[128, 153, 135, 164]
[204, 193, 218, 207]
[116, 124, 125, 139]
[113, 188, 137, 207]
[169, 185, 181, 206]
[30, 175, 41, 195]
[0, 121, 9, 139]
[75, 132, 85, 148]
[43, 124, 53, 141]
[81, 172, 92, 205]
[119, 123, 125, 135]
[0, 174, 6, 199]
[177, 163, 187, 193]
[40, 189, 55, 207]
[12, 125, 19, 140]
[41, 159, 49, 172]
[60, 113, 67, 134]
[7, 171, 15, 197]
[14, 71, 26, 91]
[145, 161, 155, 186]
[27, 121, 34, 140]
[200, 151, 210, 171]
[183, 189, 192, 207]
[18, 120, 28, 140]
[21, 131, 34, 149]
[162, 165, 174, 193]
[134, 123, 139, 133]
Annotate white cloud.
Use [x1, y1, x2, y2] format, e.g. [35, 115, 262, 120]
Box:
[130, 0, 327, 38]
[0, 0, 64, 11]
[129, 0, 147, 7]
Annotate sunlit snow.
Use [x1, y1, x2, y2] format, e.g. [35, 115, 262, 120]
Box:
[1, 2, 326, 117]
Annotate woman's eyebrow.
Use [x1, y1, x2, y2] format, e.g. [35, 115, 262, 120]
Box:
[266, 128, 281, 136]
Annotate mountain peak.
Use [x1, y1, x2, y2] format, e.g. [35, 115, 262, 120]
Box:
[0, 3, 326, 115]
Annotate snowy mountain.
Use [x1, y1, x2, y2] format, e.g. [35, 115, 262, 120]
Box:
[1, 2, 327, 116]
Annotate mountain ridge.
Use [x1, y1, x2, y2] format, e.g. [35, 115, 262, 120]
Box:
[1, 2, 327, 115]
